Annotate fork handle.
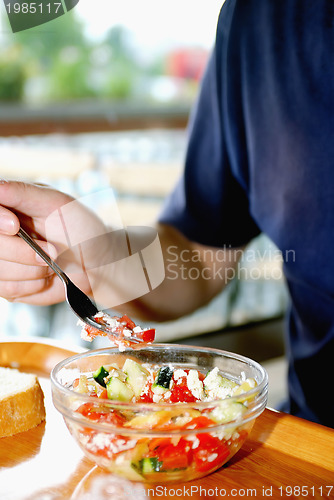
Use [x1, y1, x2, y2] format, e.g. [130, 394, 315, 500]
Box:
[18, 227, 69, 285]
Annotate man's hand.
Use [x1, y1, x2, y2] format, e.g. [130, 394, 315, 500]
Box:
[0, 180, 103, 305]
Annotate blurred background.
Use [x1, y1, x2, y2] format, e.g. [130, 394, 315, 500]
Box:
[0, 0, 288, 407]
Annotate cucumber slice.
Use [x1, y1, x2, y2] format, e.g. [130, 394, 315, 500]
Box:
[204, 368, 238, 399]
[111, 463, 144, 481]
[140, 457, 162, 473]
[123, 359, 149, 397]
[210, 401, 247, 424]
[93, 366, 109, 387]
[204, 368, 237, 391]
[154, 366, 173, 389]
[106, 377, 134, 402]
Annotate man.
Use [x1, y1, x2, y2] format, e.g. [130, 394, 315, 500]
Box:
[0, 0, 333, 427]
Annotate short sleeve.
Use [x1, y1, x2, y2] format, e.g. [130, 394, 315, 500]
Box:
[158, 4, 260, 248]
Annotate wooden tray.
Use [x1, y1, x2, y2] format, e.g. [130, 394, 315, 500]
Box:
[0, 339, 333, 500]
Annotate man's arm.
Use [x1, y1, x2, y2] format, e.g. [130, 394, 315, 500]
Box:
[122, 223, 244, 322]
[0, 181, 244, 321]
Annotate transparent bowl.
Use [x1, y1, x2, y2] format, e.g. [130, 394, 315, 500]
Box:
[51, 344, 268, 483]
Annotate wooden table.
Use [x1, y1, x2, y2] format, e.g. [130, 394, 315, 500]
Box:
[0, 339, 333, 500]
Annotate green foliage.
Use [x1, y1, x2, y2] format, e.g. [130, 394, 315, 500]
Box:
[99, 26, 138, 100]
[0, 9, 92, 101]
[47, 49, 96, 100]
[103, 62, 134, 99]
[0, 11, 171, 103]
[0, 60, 25, 100]
[0, 47, 26, 101]
[14, 11, 88, 66]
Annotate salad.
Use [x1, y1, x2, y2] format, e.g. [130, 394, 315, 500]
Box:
[70, 358, 257, 482]
[80, 313, 155, 350]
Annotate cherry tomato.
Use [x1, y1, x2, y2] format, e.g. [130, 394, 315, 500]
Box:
[150, 438, 191, 471]
[119, 314, 136, 330]
[161, 444, 191, 470]
[148, 438, 171, 452]
[192, 433, 230, 472]
[141, 328, 155, 343]
[169, 370, 200, 403]
[76, 403, 127, 426]
[98, 389, 108, 399]
[73, 378, 79, 388]
[182, 416, 216, 429]
[138, 380, 154, 403]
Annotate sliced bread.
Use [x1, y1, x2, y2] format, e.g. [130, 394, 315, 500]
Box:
[0, 367, 46, 438]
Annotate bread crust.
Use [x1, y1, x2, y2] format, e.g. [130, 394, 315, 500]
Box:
[0, 378, 46, 438]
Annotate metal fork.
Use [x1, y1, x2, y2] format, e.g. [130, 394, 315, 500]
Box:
[17, 227, 143, 343]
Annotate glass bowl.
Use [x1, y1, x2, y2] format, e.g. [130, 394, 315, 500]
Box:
[51, 344, 268, 483]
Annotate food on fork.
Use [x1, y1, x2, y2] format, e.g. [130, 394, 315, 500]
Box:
[79, 312, 155, 350]
[0, 367, 45, 438]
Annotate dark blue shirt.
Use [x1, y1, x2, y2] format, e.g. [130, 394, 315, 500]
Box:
[159, 0, 334, 427]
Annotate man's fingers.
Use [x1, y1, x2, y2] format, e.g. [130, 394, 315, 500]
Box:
[0, 276, 53, 302]
[0, 180, 72, 217]
[10, 278, 66, 305]
[0, 205, 19, 235]
[0, 274, 65, 305]
[0, 260, 54, 281]
[0, 234, 57, 265]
